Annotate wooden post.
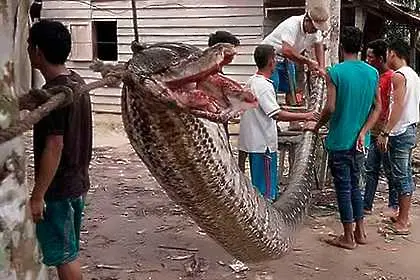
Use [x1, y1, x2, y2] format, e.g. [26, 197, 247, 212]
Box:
[303, 0, 341, 189]
[329, 0, 341, 66]
[354, 6, 367, 60]
[0, 1, 47, 279]
[355, 6, 367, 31]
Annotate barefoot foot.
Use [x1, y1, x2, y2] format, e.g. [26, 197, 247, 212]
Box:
[354, 231, 367, 245]
[325, 235, 357, 250]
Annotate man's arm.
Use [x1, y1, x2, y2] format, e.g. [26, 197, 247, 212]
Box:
[32, 135, 63, 200]
[313, 76, 336, 131]
[30, 135, 63, 222]
[274, 110, 316, 122]
[359, 87, 382, 136]
[356, 86, 382, 151]
[30, 106, 66, 223]
[377, 72, 406, 152]
[282, 41, 318, 68]
[256, 84, 317, 122]
[383, 73, 406, 134]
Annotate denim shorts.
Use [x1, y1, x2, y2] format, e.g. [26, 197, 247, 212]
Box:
[36, 196, 85, 267]
[384, 124, 417, 196]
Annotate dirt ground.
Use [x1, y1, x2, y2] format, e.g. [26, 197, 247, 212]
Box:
[29, 114, 420, 280]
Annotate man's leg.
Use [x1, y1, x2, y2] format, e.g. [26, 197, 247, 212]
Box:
[268, 150, 279, 200]
[286, 62, 298, 105]
[382, 151, 399, 217]
[223, 122, 232, 154]
[276, 61, 291, 105]
[270, 62, 281, 94]
[352, 150, 367, 244]
[328, 150, 356, 249]
[249, 152, 266, 198]
[249, 151, 277, 201]
[363, 138, 381, 213]
[394, 150, 414, 229]
[238, 150, 248, 173]
[57, 260, 82, 280]
[387, 125, 416, 232]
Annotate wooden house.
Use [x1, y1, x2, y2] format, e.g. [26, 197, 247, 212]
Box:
[41, 0, 420, 114]
[41, 0, 265, 113]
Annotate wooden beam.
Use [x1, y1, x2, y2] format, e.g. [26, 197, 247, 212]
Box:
[264, 6, 306, 17]
[410, 27, 418, 70]
[354, 6, 367, 31]
[265, 6, 306, 11]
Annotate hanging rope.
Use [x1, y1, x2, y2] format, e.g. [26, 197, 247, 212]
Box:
[0, 86, 73, 144]
[0, 74, 123, 145]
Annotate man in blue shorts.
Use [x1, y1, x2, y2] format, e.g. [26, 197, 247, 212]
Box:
[262, 5, 329, 105]
[27, 20, 92, 279]
[239, 44, 318, 201]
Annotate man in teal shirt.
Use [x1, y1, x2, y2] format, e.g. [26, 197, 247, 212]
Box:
[311, 26, 381, 249]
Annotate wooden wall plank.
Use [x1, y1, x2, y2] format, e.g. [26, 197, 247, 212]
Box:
[92, 7, 263, 19]
[117, 26, 263, 36]
[117, 34, 262, 44]
[43, 0, 89, 10]
[117, 43, 257, 54]
[92, 103, 121, 114]
[91, 0, 263, 9]
[116, 16, 262, 27]
[42, 9, 91, 19]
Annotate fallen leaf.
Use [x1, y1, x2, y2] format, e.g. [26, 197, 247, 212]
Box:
[229, 260, 249, 273]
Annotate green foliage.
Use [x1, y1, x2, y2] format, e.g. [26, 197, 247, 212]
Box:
[384, 0, 418, 42]
[384, 20, 410, 42]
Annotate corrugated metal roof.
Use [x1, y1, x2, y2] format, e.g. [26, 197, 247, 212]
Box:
[356, 0, 420, 26]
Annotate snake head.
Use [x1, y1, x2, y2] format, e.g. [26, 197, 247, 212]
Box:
[123, 42, 258, 123]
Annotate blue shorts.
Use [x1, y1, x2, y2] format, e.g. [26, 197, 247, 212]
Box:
[383, 124, 417, 197]
[249, 149, 278, 200]
[270, 60, 297, 94]
[36, 196, 85, 267]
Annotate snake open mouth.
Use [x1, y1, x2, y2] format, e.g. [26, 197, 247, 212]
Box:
[121, 41, 324, 262]
[124, 42, 258, 122]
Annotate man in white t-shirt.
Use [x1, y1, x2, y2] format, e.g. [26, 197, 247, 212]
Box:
[262, 6, 329, 105]
[239, 44, 318, 201]
[377, 39, 420, 235]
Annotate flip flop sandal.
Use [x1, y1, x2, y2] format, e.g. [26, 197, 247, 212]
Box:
[324, 236, 357, 250]
[385, 224, 410, 236]
[389, 217, 412, 227]
[384, 217, 412, 228]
